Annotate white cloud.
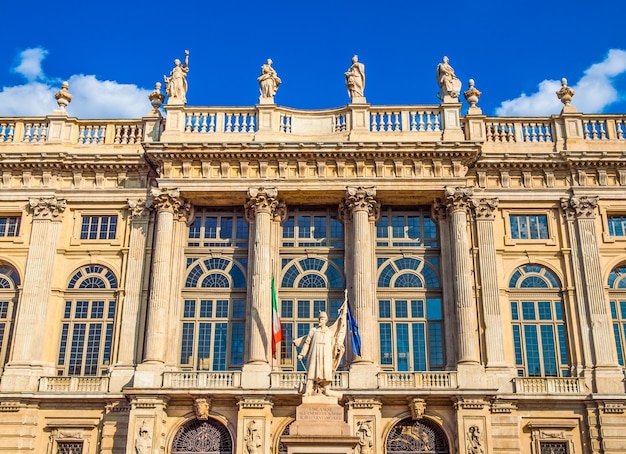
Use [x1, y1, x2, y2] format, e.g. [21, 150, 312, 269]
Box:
[0, 47, 153, 118]
[12, 47, 47, 82]
[495, 49, 626, 116]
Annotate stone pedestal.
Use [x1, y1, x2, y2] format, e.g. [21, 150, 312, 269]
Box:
[283, 397, 358, 454]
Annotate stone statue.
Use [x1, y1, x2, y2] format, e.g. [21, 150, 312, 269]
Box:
[134, 421, 152, 454]
[294, 294, 347, 396]
[244, 419, 262, 454]
[345, 55, 365, 102]
[257, 59, 281, 100]
[164, 50, 190, 104]
[355, 420, 374, 454]
[436, 56, 462, 100]
[466, 425, 485, 454]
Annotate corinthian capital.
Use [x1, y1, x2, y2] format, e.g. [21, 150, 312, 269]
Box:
[127, 198, 153, 219]
[245, 187, 280, 221]
[471, 197, 499, 220]
[560, 195, 598, 220]
[444, 186, 473, 212]
[28, 196, 67, 219]
[343, 186, 380, 221]
[150, 188, 185, 213]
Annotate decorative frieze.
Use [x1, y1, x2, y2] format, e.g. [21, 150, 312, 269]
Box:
[490, 399, 517, 414]
[471, 197, 498, 220]
[454, 398, 487, 410]
[560, 195, 598, 220]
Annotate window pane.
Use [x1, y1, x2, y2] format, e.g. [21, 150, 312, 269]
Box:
[380, 324, 392, 365]
[396, 324, 409, 371]
[412, 323, 426, 371]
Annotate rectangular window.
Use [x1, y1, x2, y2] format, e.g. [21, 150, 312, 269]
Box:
[0, 216, 20, 237]
[608, 214, 626, 236]
[376, 208, 438, 247]
[187, 208, 248, 247]
[281, 209, 343, 247]
[510, 214, 549, 239]
[80, 215, 117, 240]
[57, 442, 84, 454]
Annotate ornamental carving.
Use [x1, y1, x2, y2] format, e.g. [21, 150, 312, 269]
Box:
[355, 420, 374, 454]
[560, 195, 598, 220]
[471, 197, 499, 220]
[431, 200, 448, 223]
[127, 198, 153, 218]
[28, 197, 67, 219]
[245, 187, 280, 221]
[343, 186, 380, 221]
[150, 188, 185, 213]
[243, 419, 263, 454]
[466, 425, 485, 454]
[444, 186, 473, 213]
[193, 397, 210, 420]
[408, 397, 426, 420]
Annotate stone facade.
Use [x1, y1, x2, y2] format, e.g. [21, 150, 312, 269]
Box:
[0, 81, 625, 454]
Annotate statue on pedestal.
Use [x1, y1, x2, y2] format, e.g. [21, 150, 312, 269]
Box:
[345, 55, 366, 102]
[436, 56, 462, 101]
[257, 59, 281, 100]
[164, 50, 190, 104]
[294, 292, 348, 397]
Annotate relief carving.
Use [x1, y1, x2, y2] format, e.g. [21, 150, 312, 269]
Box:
[244, 419, 262, 454]
[355, 420, 374, 454]
[466, 425, 485, 454]
[28, 196, 67, 219]
[343, 187, 380, 221]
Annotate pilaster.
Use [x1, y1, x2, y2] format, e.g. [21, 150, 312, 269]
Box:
[343, 187, 380, 388]
[126, 396, 169, 454]
[454, 397, 491, 454]
[2, 196, 66, 392]
[561, 196, 624, 393]
[345, 396, 382, 454]
[241, 187, 280, 388]
[236, 396, 274, 454]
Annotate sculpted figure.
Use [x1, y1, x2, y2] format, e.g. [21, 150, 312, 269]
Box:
[355, 420, 374, 454]
[134, 422, 152, 454]
[344, 55, 365, 101]
[436, 56, 462, 100]
[244, 420, 262, 454]
[257, 59, 281, 99]
[466, 425, 485, 454]
[294, 293, 347, 396]
[164, 50, 190, 103]
[193, 397, 209, 420]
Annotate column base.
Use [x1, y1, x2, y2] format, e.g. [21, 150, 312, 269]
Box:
[133, 362, 165, 388]
[349, 362, 380, 389]
[241, 362, 271, 389]
[1, 361, 55, 392]
[593, 365, 626, 394]
[108, 364, 136, 392]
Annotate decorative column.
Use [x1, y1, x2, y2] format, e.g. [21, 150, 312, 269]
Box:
[110, 198, 153, 391]
[561, 196, 623, 393]
[444, 187, 480, 366]
[270, 200, 286, 370]
[343, 187, 380, 388]
[242, 188, 280, 388]
[432, 201, 457, 370]
[135, 188, 185, 387]
[471, 197, 507, 369]
[2, 196, 66, 392]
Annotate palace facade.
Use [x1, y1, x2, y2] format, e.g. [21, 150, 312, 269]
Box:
[0, 75, 625, 454]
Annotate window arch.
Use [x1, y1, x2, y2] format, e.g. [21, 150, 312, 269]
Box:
[0, 264, 20, 372]
[377, 256, 443, 371]
[172, 419, 233, 454]
[609, 264, 626, 366]
[385, 417, 449, 453]
[58, 265, 118, 376]
[508, 263, 569, 377]
[180, 257, 247, 371]
[281, 257, 344, 289]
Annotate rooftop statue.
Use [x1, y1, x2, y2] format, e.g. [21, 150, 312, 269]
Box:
[294, 290, 348, 397]
[345, 55, 366, 102]
[556, 78, 575, 106]
[436, 56, 462, 101]
[257, 59, 281, 102]
[164, 50, 190, 104]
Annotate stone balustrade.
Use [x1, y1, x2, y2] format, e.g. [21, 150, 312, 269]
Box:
[39, 376, 110, 393]
[378, 371, 458, 389]
[513, 377, 587, 394]
[162, 371, 242, 389]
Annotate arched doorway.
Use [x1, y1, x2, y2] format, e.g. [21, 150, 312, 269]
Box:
[172, 419, 232, 454]
[386, 418, 449, 453]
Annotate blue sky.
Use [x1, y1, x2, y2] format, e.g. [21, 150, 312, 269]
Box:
[1, 0, 625, 119]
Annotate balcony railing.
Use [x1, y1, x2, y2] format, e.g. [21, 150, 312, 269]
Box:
[39, 376, 109, 393]
[378, 372, 458, 389]
[513, 377, 586, 394]
[269, 371, 348, 390]
[162, 371, 242, 389]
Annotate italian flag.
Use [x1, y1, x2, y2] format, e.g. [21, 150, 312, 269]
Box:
[271, 275, 283, 358]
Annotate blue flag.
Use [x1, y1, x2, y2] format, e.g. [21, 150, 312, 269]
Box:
[346, 299, 362, 357]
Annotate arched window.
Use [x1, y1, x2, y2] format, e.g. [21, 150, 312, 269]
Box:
[58, 265, 118, 376]
[385, 417, 449, 453]
[0, 264, 20, 372]
[172, 419, 233, 454]
[279, 256, 345, 371]
[509, 264, 569, 377]
[608, 264, 626, 367]
[181, 257, 247, 371]
[377, 256, 443, 371]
